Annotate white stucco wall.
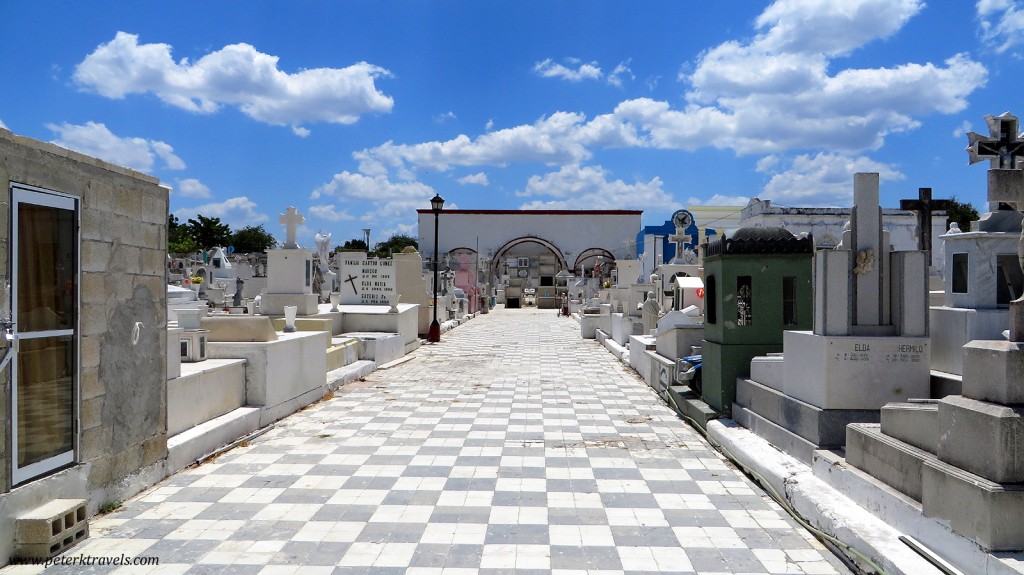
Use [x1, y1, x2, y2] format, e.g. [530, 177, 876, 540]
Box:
[416, 210, 641, 268]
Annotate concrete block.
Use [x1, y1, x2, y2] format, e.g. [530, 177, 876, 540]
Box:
[201, 316, 279, 342]
[749, 355, 785, 391]
[783, 331, 931, 410]
[646, 351, 676, 400]
[962, 340, 1024, 404]
[580, 314, 599, 339]
[168, 359, 247, 436]
[930, 307, 1009, 375]
[259, 293, 319, 316]
[343, 332, 403, 365]
[846, 423, 932, 501]
[654, 325, 703, 361]
[731, 404, 816, 465]
[628, 335, 656, 383]
[923, 457, 1024, 551]
[880, 402, 938, 454]
[270, 317, 333, 339]
[14, 499, 88, 559]
[937, 395, 1024, 483]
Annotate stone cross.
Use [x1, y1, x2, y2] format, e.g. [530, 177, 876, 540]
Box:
[279, 207, 304, 249]
[900, 187, 954, 254]
[967, 112, 1024, 169]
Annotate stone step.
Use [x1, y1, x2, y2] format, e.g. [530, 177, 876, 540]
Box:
[923, 456, 1024, 552]
[937, 395, 1024, 484]
[736, 378, 879, 449]
[327, 337, 360, 371]
[881, 402, 938, 454]
[167, 407, 262, 474]
[846, 423, 934, 501]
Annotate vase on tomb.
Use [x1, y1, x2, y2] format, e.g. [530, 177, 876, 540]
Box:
[388, 293, 402, 313]
[283, 305, 298, 333]
[330, 292, 340, 312]
[175, 308, 204, 330]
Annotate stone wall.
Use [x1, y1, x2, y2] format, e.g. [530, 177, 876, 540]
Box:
[0, 128, 168, 506]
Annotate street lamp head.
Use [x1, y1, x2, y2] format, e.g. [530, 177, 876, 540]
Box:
[430, 194, 445, 214]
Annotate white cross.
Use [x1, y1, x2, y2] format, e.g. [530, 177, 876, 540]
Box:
[279, 207, 304, 249]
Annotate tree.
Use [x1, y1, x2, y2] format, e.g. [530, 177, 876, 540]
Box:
[168, 214, 200, 255]
[373, 233, 418, 258]
[187, 215, 232, 250]
[945, 197, 980, 231]
[336, 239, 368, 252]
[231, 224, 277, 253]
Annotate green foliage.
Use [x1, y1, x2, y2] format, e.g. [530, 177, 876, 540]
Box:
[373, 233, 418, 258]
[187, 215, 232, 250]
[945, 197, 980, 231]
[231, 224, 278, 253]
[337, 239, 369, 252]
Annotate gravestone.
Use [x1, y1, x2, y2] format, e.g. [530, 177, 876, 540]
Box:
[785, 173, 930, 408]
[261, 207, 319, 316]
[847, 134, 1024, 548]
[393, 247, 433, 335]
[338, 253, 396, 305]
[733, 174, 930, 459]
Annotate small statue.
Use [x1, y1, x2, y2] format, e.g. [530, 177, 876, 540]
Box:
[641, 290, 663, 334]
[233, 277, 244, 307]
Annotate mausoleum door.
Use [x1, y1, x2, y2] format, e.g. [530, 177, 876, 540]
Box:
[10, 185, 78, 485]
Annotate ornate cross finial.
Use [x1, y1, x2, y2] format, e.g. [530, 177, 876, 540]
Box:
[967, 112, 1024, 169]
[279, 206, 304, 249]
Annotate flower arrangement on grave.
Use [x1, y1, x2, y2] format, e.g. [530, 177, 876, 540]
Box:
[190, 276, 204, 284]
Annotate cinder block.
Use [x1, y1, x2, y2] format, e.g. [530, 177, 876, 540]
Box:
[14, 499, 89, 559]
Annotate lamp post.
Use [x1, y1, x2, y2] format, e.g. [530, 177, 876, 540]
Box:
[428, 193, 444, 342]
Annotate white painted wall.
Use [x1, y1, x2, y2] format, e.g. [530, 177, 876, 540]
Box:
[417, 210, 641, 268]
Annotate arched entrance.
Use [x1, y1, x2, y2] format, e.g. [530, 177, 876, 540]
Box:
[490, 236, 567, 309]
[573, 247, 616, 276]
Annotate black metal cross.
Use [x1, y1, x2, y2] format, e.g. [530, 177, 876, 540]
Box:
[344, 274, 358, 295]
[967, 112, 1024, 169]
[900, 187, 954, 253]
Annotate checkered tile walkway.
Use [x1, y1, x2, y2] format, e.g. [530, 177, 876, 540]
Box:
[6, 308, 850, 574]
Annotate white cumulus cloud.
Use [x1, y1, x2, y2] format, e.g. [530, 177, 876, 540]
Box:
[757, 152, 905, 206]
[313, 170, 435, 223]
[46, 121, 185, 172]
[457, 172, 489, 186]
[174, 196, 268, 229]
[73, 32, 394, 133]
[516, 164, 676, 211]
[533, 58, 603, 82]
[175, 178, 212, 198]
[309, 204, 355, 221]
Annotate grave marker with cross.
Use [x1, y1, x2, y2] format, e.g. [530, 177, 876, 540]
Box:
[279, 206, 304, 249]
[967, 112, 1024, 341]
[900, 187, 954, 257]
[967, 112, 1024, 169]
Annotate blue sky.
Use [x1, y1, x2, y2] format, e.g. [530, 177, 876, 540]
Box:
[1, 1, 1021, 248]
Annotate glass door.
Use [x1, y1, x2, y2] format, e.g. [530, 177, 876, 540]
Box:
[11, 184, 78, 485]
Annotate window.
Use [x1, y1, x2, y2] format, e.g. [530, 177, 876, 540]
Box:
[737, 276, 753, 326]
[952, 253, 969, 294]
[518, 257, 530, 268]
[706, 275, 717, 324]
[997, 253, 1024, 306]
[783, 276, 798, 325]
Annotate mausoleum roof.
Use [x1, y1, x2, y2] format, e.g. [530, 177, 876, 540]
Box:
[704, 226, 814, 256]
